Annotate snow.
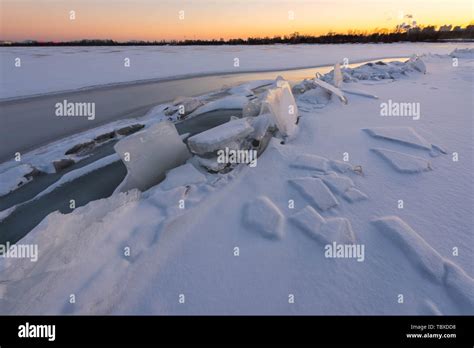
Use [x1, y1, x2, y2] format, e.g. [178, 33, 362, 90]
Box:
[0, 47, 473, 315]
[114, 121, 191, 191]
[160, 163, 207, 191]
[2, 43, 473, 100]
[187, 117, 254, 155]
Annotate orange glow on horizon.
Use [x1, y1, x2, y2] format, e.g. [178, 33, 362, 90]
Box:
[0, 0, 472, 42]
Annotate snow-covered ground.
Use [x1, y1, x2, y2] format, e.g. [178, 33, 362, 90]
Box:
[1, 43, 473, 100]
[0, 47, 473, 315]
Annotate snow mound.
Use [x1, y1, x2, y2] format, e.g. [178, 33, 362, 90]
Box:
[297, 88, 331, 108]
[243, 196, 284, 240]
[371, 216, 445, 283]
[371, 148, 431, 173]
[290, 206, 355, 244]
[289, 177, 339, 211]
[290, 154, 330, 172]
[160, 163, 207, 191]
[363, 127, 433, 151]
[187, 118, 254, 155]
[187, 96, 248, 118]
[147, 186, 187, 210]
[450, 48, 474, 59]
[324, 58, 427, 83]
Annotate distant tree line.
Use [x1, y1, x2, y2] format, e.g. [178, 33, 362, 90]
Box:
[2, 24, 473, 46]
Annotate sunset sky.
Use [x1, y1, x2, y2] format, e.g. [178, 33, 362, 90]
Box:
[0, 0, 472, 42]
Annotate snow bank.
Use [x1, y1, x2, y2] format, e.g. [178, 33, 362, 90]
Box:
[450, 48, 474, 58]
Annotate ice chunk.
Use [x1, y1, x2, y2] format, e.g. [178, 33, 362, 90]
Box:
[297, 88, 331, 106]
[195, 156, 227, 172]
[261, 77, 298, 137]
[313, 78, 348, 104]
[329, 160, 353, 173]
[160, 163, 206, 191]
[290, 207, 355, 244]
[341, 88, 378, 99]
[371, 148, 431, 173]
[187, 96, 248, 118]
[342, 188, 368, 202]
[371, 216, 445, 283]
[407, 55, 426, 74]
[169, 96, 204, 116]
[443, 261, 474, 308]
[187, 118, 254, 155]
[290, 154, 329, 172]
[243, 196, 284, 240]
[333, 63, 343, 88]
[363, 127, 432, 151]
[321, 172, 354, 194]
[289, 177, 339, 211]
[0, 164, 36, 196]
[289, 205, 326, 242]
[114, 121, 191, 192]
[242, 99, 261, 117]
[249, 113, 273, 141]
